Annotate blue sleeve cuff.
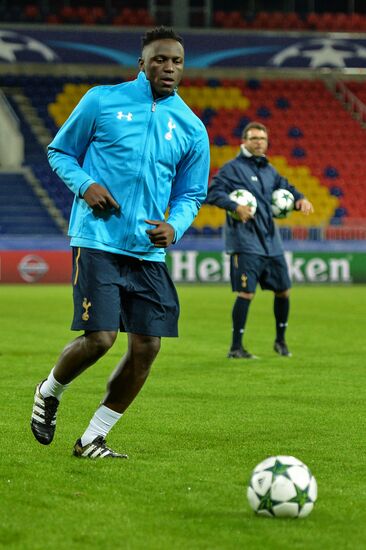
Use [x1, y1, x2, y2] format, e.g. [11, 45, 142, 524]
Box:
[79, 180, 94, 197]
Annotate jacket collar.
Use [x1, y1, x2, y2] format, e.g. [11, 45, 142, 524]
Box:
[240, 144, 268, 167]
[137, 70, 176, 100]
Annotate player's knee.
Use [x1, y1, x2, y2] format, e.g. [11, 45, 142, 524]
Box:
[131, 335, 161, 368]
[275, 289, 290, 298]
[140, 336, 161, 363]
[238, 291, 254, 300]
[85, 331, 117, 357]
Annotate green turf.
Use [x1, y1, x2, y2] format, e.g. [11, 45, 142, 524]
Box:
[0, 284, 365, 549]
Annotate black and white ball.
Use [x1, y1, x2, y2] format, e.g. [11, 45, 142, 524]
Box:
[247, 455, 317, 518]
[271, 189, 295, 219]
[228, 189, 257, 220]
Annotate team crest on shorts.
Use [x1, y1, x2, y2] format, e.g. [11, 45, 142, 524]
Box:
[241, 274, 248, 288]
[82, 297, 91, 321]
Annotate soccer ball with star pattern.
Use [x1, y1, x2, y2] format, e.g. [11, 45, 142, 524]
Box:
[271, 189, 295, 219]
[247, 455, 317, 518]
[228, 188, 257, 220]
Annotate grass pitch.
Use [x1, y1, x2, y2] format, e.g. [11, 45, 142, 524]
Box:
[0, 284, 365, 550]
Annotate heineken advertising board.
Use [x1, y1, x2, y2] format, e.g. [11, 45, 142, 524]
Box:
[0, 250, 365, 284]
[166, 251, 365, 284]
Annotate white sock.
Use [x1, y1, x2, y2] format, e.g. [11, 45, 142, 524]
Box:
[40, 368, 70, 401]
[81, 405, 123, 447]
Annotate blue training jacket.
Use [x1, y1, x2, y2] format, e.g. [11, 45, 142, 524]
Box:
[48, 71, 210, 261]
[206, 151, 303, 257]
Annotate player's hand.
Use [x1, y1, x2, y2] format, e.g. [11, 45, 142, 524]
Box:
[145, 220, 175, 248]
[83, 183, 120, 211]
[296, 198, 314, 215]
[235, 204, 254, 223]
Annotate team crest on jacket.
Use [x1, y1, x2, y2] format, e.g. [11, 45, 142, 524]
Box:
[165, 117, 176, 140]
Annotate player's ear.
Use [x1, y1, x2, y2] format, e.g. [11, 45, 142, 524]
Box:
[138, 57, 144, 71]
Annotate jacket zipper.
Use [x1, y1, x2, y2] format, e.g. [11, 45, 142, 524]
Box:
[122, 100, 157, 250]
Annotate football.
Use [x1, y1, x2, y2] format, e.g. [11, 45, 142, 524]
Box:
[228, 188, 257, 220]
[247, 455, 317, 518]
[271, 189, 295, 218]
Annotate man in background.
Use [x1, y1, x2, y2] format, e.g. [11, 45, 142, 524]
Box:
[207, 122, 313, 359]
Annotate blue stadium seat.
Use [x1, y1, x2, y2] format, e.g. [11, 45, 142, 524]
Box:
[256, 106, 271, 118]
[276, 97, 291, 109]
[288, 126, 303, 138]
[324, 166, 339, 178]
[292, 147, 306, 158]
[0, 173, 63, 235]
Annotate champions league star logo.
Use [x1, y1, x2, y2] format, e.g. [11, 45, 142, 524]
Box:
[0, 30, 58, 62]
[270, 38, 366, 68]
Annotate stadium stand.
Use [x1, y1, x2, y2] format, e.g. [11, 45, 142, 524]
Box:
[213, 11, 366, 31]
[178, 76, 366, 236]
[0, 3, 155, 26]
[1, 0, 366, 241]
[2, 3, 366, 31]
[0, 172, 63, 235]
[2, 71, 366, 239]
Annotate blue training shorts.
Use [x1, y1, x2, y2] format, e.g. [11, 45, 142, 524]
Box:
[71, 247, 179, 337]
[230, 253, 291, 293]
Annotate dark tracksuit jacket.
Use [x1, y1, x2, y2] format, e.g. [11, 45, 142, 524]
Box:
[206, 151, 304, 257]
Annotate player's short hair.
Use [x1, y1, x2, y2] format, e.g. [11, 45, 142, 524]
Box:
[242, 122, 268, 140]
[141, 26, 184, 50]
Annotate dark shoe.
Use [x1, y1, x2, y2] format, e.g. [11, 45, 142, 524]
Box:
[30, 381, 59, 445]
[274, 341, 292, 357]
[73, 436, 128, 459]
[227, 346, 256, 359]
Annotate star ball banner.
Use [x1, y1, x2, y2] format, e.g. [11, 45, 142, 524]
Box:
[2, 26, 366, 68]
